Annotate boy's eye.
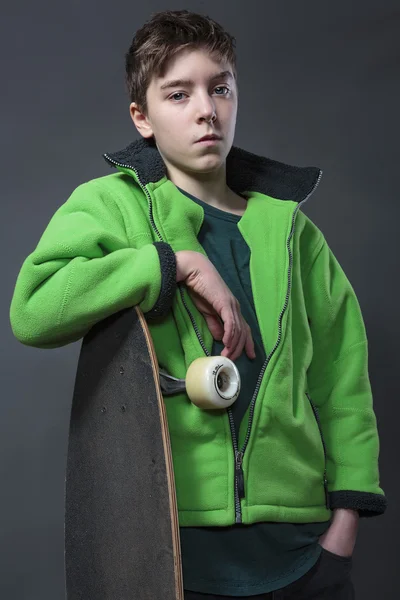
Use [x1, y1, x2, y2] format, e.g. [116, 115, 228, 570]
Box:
[169, 86, 230, 102]
[171, 92, 186, 101]
[214, 86, 230, 95]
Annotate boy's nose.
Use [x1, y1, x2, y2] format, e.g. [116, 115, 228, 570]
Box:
[196, 101, 217, 123]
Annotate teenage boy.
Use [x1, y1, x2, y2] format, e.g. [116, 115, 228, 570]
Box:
[10, 10, 386, 600]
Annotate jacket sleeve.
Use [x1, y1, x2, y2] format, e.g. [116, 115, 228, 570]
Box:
[9, 180, 177, 349]
[304, 234, 387, 518]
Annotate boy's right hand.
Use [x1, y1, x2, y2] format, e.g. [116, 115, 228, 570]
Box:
[175, 251, 256, 362]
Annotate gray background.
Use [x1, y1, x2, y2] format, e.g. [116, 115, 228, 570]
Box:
[1, 0, 398, 598]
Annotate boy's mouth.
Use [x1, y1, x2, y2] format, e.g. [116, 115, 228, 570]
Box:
[196, 134, 222, 143]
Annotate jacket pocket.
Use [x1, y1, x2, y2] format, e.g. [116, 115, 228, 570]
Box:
[306, 392, 330, 510]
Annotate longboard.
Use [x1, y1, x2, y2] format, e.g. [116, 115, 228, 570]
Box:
[64, 306, 184, 599]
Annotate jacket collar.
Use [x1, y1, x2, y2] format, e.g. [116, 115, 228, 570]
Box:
[103, 137, 322, 204]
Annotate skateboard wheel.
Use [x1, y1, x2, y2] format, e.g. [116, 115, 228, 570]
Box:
[185, 356, 240, 409]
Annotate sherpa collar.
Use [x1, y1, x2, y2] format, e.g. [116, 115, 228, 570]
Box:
[103, 138, 322, 203]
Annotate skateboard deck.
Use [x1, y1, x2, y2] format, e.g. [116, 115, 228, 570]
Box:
[64, 306, 184, 600]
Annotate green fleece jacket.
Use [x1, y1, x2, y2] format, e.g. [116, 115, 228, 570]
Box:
[10, 138, 387, 526]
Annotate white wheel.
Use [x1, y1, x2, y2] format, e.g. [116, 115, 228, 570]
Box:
[185, 356, 241, 409]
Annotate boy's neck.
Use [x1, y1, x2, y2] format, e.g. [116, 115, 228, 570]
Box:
[166, 163, 247, 216]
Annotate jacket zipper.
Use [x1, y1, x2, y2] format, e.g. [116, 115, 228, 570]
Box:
[228, 173, 323, 522]
[103, 155, 164, 243]
[305, 392, 331, 510]
[104, 155, 324, 522]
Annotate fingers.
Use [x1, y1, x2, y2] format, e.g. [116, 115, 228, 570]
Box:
[204, 314, 224, 341]
[220, 302, 255, 361]
[244, 325, 256, 359]
[224, 325, 247, 362]
[221, 300, 240, 354]
[182, 257, 256, 361]
[230, 323, 255, 361]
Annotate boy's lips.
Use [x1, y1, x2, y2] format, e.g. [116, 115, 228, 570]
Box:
[196, 134, 222, 143]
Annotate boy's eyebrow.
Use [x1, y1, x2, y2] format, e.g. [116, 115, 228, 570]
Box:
[160, 70, 233, 91]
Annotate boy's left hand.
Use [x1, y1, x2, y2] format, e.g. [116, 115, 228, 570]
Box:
[318, 508, 359, 558]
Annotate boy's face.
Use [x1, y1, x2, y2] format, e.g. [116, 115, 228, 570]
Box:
[130, 48, 238, 176]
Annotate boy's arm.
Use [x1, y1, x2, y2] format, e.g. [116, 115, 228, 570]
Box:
[304, 233, 387, 518]
[9, 181, 176, 349]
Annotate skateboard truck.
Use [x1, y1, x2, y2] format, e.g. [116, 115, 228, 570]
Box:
[158, 356, 241, 409]
[159, 370, 187, 396]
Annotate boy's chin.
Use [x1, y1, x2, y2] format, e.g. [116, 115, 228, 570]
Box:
[184, 163, 225, 176]
[186, 153, 227, 173]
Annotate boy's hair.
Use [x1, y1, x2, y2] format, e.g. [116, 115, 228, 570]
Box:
[125, 10, 237, 115]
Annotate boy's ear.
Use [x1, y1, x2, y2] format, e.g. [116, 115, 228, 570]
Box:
[129, 103, 154, 139]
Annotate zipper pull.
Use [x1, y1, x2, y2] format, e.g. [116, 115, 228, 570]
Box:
[324, 474, 330, 510]
[235, 451, 245, 499]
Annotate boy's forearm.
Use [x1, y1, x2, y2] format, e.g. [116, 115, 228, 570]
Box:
[319, 508, 360, 556]
[10, 242, 170, 348]
[332, 508, 359, 526]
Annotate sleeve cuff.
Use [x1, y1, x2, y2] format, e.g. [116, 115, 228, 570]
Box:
[329, 490, 388, 518]
[146, 242, 177, 320]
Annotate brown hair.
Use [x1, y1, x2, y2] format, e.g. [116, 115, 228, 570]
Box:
[125, 10, 237, 115]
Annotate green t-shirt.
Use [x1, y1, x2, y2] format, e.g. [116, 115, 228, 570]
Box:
[177, 187, 331, 596]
